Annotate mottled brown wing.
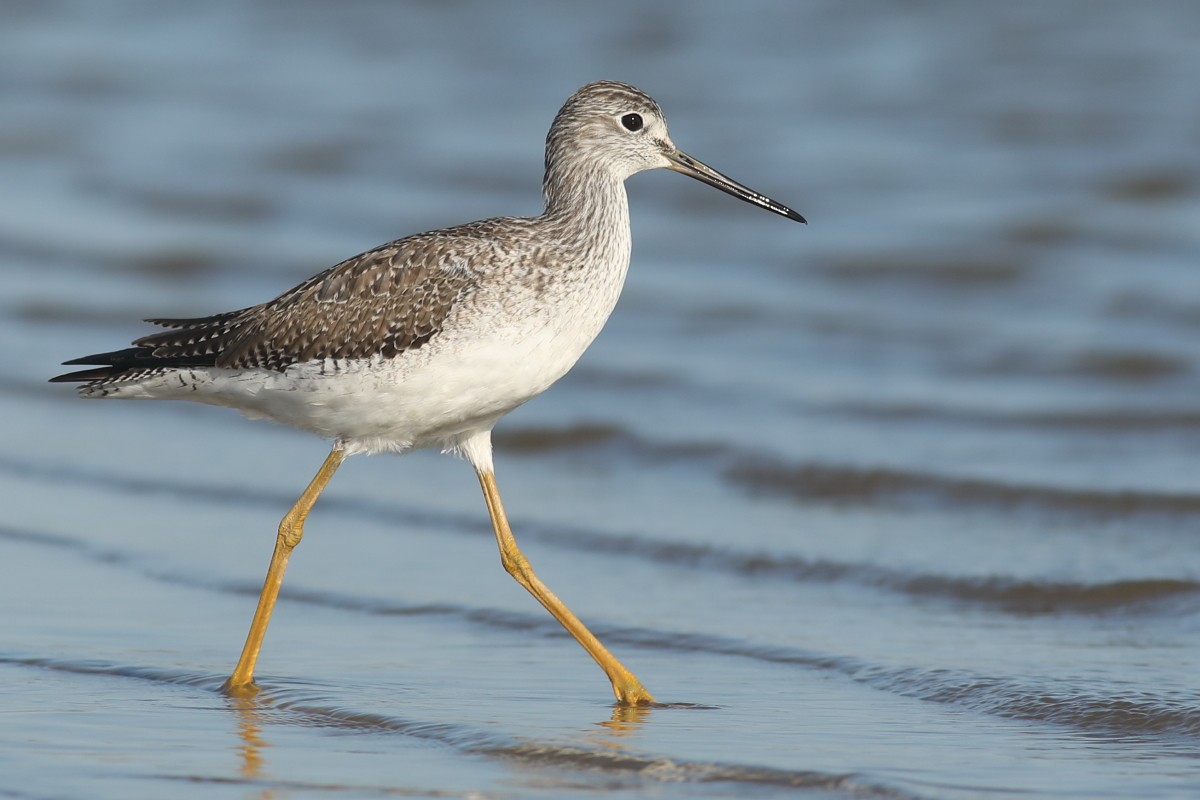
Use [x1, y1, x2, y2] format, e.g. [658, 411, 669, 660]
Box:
[213, 235, 481, 371]
[99, 234, 481, 375]
[52, 223, 503, 384]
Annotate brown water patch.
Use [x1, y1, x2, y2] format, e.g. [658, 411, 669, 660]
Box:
[824, 399, 1200, 432]
[122, 248, 222, 279]
[493, 423, 624, 453]
[128, 187, 275, 223]
[13, 300, 151, 328]
[727, 458, 1200, 518]
[261, 139, 365, 176]
[1005, 217, 1079, 246]
[1106, 290, 1200, 328]
[495, 423, 724, 464]
[1068, 349, 1188, 382]
[898, 575, 1200, 615]
[1103, 170, 1195, 202]
[989, 107, 1126, 146]
[0, 125, 76, 157]
[957, 346, 1189, 383]
[801, 312, 959, 346]
[814, 253, 1029, 289]
[566, 365, 685, 390]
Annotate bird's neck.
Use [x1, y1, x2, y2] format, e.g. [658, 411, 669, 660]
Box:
[537, 158, 633, 302]
[541, 159, 631, 244]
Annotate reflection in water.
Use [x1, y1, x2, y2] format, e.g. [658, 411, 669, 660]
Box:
[594, 702, 655, 747]
[591, 702, 721, 750]
[226, 688, 277, 800]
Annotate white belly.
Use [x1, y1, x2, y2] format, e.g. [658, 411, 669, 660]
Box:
[148, 282, 620, 455]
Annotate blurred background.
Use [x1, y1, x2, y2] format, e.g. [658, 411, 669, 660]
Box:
[2, 2, 1198, 799]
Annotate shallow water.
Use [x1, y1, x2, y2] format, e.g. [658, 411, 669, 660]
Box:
[3, 1, 1200, 798]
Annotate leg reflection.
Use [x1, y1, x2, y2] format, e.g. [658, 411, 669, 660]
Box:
[593, 702, 655, 748]
[226, 688, 276, 798]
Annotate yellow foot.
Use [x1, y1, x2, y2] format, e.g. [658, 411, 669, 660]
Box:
[221, 677, 261, 699]
[614, 680, 657, 707]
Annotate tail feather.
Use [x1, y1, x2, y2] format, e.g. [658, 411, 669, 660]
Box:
[49, 366, 128, 383]
[50, 346, 219, 384]
[51, 309, 250, 385]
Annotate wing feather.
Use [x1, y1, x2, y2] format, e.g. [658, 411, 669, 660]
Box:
[50, 222, 505, 384]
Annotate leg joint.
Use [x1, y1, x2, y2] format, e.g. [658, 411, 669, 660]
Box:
[500, 548, 532, 581]
[277, 514, 304, 549]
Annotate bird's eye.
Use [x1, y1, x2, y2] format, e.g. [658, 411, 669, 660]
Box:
[620, 113, 644, 132]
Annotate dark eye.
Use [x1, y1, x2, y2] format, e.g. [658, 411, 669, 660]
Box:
[620, 113, 643, 132]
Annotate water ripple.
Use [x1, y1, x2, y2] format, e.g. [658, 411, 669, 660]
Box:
[822, 400, 1200, 432]
[0, 653, 919, 798]
[4, 524, 1199, 744]
[727, 458, 1200, 518]
[497, 424, 1200, 520]
[3, 444, 1196, 618]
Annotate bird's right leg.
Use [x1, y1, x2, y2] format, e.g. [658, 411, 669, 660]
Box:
[223, 446, 346, 694]
[476, 467, 655, 706]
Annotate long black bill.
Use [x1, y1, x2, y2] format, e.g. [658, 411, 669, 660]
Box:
[666, 149, 806, 224]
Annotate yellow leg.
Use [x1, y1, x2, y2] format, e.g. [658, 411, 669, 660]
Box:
[476, 469, 655, 706]
[223, 446, 346, 694]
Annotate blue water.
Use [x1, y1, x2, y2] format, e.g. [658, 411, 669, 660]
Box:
[3, 1, 1199, 798]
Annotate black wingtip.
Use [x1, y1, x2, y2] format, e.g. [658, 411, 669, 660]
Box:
[51, 344, 220, 385]
[49, 367, 115, 383]
[59, 352, 120, 367]
[51, 347, 146, 383]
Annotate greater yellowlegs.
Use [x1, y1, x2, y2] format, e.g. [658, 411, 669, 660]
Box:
[52, 81, 804, 705]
